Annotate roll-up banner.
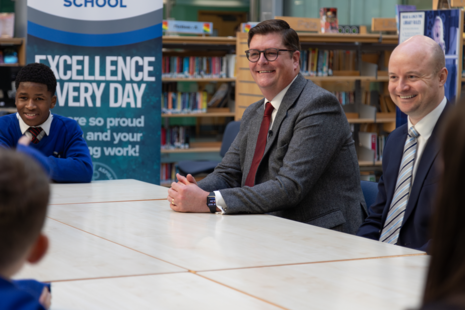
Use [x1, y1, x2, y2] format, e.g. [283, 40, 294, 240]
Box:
[397, 9, 463, 127]
[26, 0, 162, 184]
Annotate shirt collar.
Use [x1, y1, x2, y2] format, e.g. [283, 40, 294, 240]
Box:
[264, 75, 299, 111]
[408, 96, 447, 140]
[16, 112, 53, 136]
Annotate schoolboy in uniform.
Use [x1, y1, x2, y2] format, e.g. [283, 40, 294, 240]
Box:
[0, 149, 51, 309]
[0, 63, 93, 183]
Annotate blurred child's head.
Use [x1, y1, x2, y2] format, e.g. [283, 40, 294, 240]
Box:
[15, 63, 57, 127]
[0, 149, 50, 278]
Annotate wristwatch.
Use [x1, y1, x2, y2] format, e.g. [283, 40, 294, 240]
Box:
[206, 192, 217, 213]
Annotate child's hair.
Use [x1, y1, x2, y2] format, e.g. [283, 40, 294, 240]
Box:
[0, 149, 50, 270]
[15, 63, 57, 95]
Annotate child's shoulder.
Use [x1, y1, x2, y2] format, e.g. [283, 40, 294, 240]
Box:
[51, 114, 80, 129]
[0, 113, 18, 124]
[0, 277, 45, 310]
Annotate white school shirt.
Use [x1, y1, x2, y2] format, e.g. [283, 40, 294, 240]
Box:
[17, 112, 53, 136]
[408, 96, 446, 183]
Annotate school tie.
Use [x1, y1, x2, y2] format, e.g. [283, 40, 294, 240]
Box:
[380, 126, 420, 244]
[27, 127, 45, 144]
[245, 102, 274, 187]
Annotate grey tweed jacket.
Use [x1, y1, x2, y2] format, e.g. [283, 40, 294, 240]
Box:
[198, 74, 366, 234]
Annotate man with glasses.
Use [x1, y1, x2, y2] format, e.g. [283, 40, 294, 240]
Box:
[168, 19, 365, 234]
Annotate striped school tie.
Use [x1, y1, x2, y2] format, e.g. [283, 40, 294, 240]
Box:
[27, 127, 45, 144]
[380, 126, 420, 245]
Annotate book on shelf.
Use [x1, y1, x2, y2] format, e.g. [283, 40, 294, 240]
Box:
[320, 8, 338, 34]
[359, 132, 377, 161]
[360, 173, 376, 182]
[0, 13, 14, 38]
[207, 83, 229, 108]
[162, 55, 236, 78]
[332, 91, 355, 105]
[300, 49, 356, 76]
[161, 83, 208, 114]
[161, 126, 190, 149]
[160, 163, 178, 185]
[359, 132, 387, 161]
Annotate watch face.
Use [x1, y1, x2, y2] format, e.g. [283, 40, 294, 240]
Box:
[207, 196, 216, 208]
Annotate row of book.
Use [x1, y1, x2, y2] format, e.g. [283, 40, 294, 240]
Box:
[359, 132, 387, 162]
[161, 126, 190, 149]
[160, 163, 177, 185]
[162, 91, 208, 114]
[299, 49, 356, 76]
[162, 55, 236, 78]
[161, 83, 231, 114]
[332, 91, 355, 105]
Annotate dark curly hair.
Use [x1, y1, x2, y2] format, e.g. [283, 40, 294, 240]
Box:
[15, 63, 57, 95]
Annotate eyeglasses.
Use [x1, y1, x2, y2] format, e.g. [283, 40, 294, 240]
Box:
[245, 48, 295, 62]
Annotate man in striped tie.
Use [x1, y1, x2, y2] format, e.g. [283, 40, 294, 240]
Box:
[357, 35, 451, 251]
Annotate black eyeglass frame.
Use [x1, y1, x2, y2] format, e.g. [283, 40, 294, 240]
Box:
[245, 48, 296, 63]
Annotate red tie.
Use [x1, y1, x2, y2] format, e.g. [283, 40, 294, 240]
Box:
[28, 127, 44, 144]
[245, 102, 274, 187]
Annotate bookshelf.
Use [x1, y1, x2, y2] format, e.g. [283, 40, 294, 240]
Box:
[0, 37, 25, 66]
[0, 38, 26, 115]
[161, 36, 237, 184]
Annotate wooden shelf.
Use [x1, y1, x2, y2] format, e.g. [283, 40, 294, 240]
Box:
[0, 38, 24, 46]
[162, 34, 398, 46]
[162, 112, 235, 118]
[162, 77, 236, 82]
[161, 147, 220, 154]
[359, 160, 382, 167]
[298, 33, 398, 45]
[305, 76, 389, 82]
[0, 63, 21, 67]
[0, 107, 16, 113]
[163, 36, 236, 46]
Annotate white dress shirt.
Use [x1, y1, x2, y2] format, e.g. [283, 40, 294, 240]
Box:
[408, 96, 446, 183]
[213, 75, 299, 214]
[16, 112, 54, 136]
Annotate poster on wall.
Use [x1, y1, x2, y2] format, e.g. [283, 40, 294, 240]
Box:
[26, 0, 162, 184]
[398, 9, 462, 127]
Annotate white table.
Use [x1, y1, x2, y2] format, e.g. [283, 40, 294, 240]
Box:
[17, 180, 427, 309]
[49, 179, 168, 205]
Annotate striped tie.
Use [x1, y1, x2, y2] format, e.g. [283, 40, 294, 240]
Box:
[27, 127, 45, 144]
[380, 126, 420, 245]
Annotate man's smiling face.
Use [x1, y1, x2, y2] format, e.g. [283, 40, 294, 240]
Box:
[248, 32, 299, 100]
[388, 39, 447, 125]
[15, 82, 56, 127]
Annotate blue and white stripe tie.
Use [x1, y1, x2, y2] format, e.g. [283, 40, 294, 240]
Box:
[380, 126, 420, 245]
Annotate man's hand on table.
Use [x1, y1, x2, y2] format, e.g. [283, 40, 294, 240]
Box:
[168, 173, 210, 213]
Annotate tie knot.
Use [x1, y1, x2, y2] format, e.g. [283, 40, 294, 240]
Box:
[408, 126, 420, 139]
[264, 102, 274, 117]
[27, 127, 45, 144]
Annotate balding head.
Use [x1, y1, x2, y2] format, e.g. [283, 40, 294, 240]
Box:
[394, 35, 445, 74]
[388, 35, 448, 124]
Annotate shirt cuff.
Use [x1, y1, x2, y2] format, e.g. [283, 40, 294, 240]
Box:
[214, 190, 227, 214]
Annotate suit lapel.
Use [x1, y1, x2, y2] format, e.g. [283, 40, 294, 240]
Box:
[242, 99, 266, 181]
[402, 102, 451, 225]
[384, 125, 408, 218]
[263, 74, 307, 155]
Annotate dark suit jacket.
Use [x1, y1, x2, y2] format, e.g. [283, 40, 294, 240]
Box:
[198, 74, 366, 234]
[357, 103, 450, 251]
